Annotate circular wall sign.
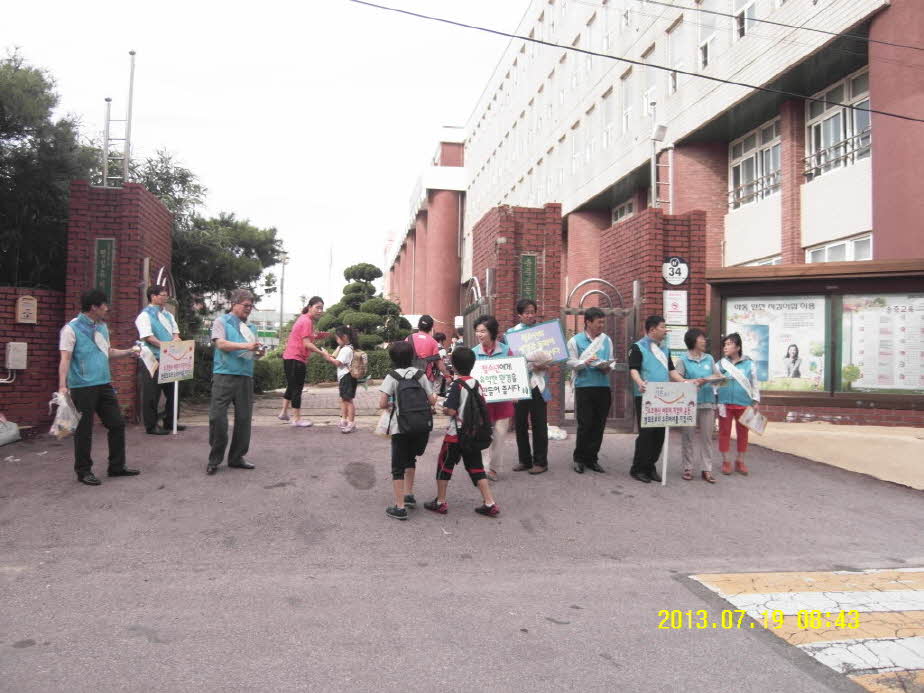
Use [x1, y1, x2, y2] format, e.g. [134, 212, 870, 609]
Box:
[662, 256, 689, 286]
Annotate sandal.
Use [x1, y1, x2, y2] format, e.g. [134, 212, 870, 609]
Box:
[702, 471, 716, 484]
[682, 469, 693, 481]
[486, 470, 498, 482]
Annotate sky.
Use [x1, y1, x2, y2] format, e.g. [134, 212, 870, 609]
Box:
[2, 0, 531, 313]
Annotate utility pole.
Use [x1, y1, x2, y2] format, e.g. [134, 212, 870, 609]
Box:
[278, 252, 289, 344]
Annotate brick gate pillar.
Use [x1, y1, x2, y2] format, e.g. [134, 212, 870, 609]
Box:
[65, 181, 172, 422]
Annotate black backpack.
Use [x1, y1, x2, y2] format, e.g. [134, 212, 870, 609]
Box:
[388, 369, 433, 435]
[457, 379, 493, 453]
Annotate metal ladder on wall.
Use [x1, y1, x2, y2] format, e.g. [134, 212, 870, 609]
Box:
[101, 51, 136, 188]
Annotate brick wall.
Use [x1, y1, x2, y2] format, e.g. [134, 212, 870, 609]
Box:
[779, 99, 805, 265]
[761, 404, 924, 427]
[671, 143, 727, 273]
[65, 181, 173, 422]
[470, 203, 565, 424]
[0, 288, 66, 429]
[565, 210, 610, 306]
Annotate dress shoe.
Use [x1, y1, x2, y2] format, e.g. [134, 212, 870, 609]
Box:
[512, 464, 532, 472]
[146, 427, 169, 435]
[572, 462, 585, 474]
[586, 462, 606, 473]
[648, 469, 662, 483]
[77, 472, 101, 486]
[206, 465, 218, 475]
[108, 467, 140, 477]
[163, 424, 186, 431]
[228, 461, 255, 469]
[528, 465, 548, 475]
[630, 470, 651, 483]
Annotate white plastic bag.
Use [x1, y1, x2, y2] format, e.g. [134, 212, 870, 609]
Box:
[547, 425, 568, 441]
[374, 410, 392, 437]
[49, 392, 81, 439]
[0, 414, 20, 447]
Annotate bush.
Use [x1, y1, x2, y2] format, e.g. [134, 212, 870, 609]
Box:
[253, 355, 285, 393]
[343, 282, 375, 297]
[358, 334, 384, 350]
[367, 349, 391, 379]
[360, 297, 400, 316]
[306, 352, 337, 384]
[325, 302, 347, 317]
[341, 310, 381, 331]
[180, 343, 215, 401]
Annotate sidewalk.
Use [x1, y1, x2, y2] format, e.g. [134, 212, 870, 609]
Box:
[749, 421, 924, 491]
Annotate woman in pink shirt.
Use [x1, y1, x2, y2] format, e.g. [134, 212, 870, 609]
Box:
[278, 296, 326, 426]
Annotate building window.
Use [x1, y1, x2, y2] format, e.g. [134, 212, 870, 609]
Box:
[734, 0, 756, 39]
[746, 256, 782, 267]
[806, 234, 872, 263]
[642, 44, 657, 116]
[666, 17, 687, 95]
[602, 88, 614, 148]
[805, 68, 871, 181]
[697, 0, 717, 70]
[729, 118, 781, 209]
[620, 69, 633, 134]
[611, 200, 634, 224]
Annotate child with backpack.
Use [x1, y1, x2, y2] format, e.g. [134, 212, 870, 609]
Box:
[322, 326, 363, 433]
[378, 340, 436, 520]
[425, 347, 499, 517]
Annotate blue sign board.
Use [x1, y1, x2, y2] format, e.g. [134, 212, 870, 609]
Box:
[504, 319, 569, 364]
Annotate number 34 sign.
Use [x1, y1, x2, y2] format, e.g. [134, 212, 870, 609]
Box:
[662, 256, 689, 286]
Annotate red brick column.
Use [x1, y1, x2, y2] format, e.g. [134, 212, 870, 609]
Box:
[870, 0, 924, 259]
[671, 143, 727, 271]
[65, 181, 172, 422]
[565, 210, 610, 305]
[425, 190, 462, 332]
[779, 99, 806, 265]
[412, 213, 429, 314]
[404, 233, 416, 313]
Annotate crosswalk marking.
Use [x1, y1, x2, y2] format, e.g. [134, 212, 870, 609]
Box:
[692, 568, 924, 693]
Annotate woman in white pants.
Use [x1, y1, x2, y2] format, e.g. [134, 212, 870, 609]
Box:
[675, 328, 722, 483]
[472, 315, 515, 481]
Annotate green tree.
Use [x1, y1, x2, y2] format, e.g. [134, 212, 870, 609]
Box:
[0, 51, 97, 288]
[317, 262, 408, 349]
[131, 153, 283, 335]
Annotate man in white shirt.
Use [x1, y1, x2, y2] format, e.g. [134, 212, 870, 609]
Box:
[135, 284, 183, 435]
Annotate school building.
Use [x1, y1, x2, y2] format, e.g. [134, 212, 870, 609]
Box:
[384, 0, 924, 426]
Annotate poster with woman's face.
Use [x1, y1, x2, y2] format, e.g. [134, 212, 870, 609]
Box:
[725, 296, 826, 391]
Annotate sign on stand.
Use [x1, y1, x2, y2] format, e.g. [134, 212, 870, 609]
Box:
[471, 356, 532, 403]
[641, 381, 697, 486]
[158, 340, 196, 435]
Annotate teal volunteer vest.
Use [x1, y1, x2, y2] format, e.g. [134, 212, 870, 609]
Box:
[679, 352, 717, 406]
[66, 314, 111, 389]
[632, 336, 670, 396]
[143, 305, 174, 359]
[572, 331, 613, 389]
[213, 314, 254, 377]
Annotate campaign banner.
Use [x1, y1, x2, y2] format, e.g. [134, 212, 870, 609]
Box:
[640, 382, 698, 428]
[504, 320, 569, 364]
[471, 356, 532, 403]
[158, 340, 196, 384]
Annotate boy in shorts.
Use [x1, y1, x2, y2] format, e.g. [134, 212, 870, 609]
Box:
[425, 347, 499, 517]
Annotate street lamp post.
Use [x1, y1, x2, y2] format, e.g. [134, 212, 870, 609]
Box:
[278, 253, 289, 344]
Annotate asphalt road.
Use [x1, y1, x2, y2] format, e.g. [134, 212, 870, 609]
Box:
[1, 423, 920, 692]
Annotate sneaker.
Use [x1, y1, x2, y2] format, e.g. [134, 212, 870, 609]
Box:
[277, 413, 290, 422]
[424, 498, 448, 514]
[341, 422, 355, 433]
[474, 503, 500, 517]
[403, 494, 417, 507]
[385, 506, 408, 521]
[291, 420, 313, 428]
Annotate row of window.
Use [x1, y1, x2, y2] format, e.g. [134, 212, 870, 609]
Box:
[743, 233, 872, 267]
[729, 68, 870, 209]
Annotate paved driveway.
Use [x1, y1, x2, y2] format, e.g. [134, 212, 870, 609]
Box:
[0, 424, 920, 692]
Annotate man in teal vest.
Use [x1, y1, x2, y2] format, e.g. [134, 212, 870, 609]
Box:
[57, 289, 142, 486]
[207, 289, 264, 475]
[566, 307, 614, 474]
[628, 314, 695, 483]
[135, 284, 182, 435]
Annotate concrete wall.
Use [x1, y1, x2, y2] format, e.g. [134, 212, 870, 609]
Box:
[725, 195, 782, 266]
[801, 158, 872, 250]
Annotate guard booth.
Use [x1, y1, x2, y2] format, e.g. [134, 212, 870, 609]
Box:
[560, 278, 638, 432]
